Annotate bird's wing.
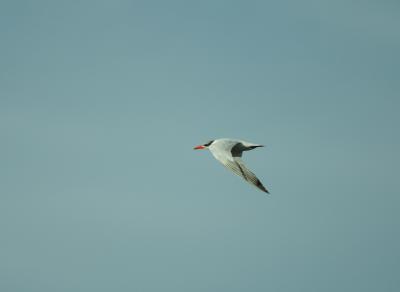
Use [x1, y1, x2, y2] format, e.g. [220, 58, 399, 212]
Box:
[210, 147, 269, 194]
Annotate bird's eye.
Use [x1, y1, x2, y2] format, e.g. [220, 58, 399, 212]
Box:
[204, 140, 214, 147]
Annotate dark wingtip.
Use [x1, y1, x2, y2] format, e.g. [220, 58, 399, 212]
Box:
[248, 145, 264, 150]
[256, 180, 270, 194]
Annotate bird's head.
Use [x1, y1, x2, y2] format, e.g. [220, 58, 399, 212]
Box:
[193, 140, 214, 150]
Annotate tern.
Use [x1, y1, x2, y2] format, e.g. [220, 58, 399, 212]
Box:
[194, 138, 269, 193]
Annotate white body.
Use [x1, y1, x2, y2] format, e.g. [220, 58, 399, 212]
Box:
[205, 138, 269, 193]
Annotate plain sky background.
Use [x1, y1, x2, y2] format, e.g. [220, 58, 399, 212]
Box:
[1, 1, 399, 291]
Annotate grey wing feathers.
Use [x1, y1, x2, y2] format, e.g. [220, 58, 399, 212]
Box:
[230, 143, 245, 157]
[222, 158, 269, 194]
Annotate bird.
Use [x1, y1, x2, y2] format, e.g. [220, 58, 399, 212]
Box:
[194, 138, 269, 194]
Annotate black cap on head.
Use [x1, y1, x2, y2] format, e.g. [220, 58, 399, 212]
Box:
[203, 140, 214, 147]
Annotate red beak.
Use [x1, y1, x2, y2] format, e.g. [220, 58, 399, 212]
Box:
[193, 145, 206, 150]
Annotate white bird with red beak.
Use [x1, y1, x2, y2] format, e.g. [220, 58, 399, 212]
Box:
[194, 138, 269, 194]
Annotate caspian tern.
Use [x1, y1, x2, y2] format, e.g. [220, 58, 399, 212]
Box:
[194, 138, 269, 193]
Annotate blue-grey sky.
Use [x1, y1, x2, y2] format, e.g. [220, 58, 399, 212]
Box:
[1, 1, 399, 291]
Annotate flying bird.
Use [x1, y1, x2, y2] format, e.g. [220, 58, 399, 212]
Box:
[194, 138, 269, 193]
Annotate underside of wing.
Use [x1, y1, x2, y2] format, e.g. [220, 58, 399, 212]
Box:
[220, 157, 269, 194]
